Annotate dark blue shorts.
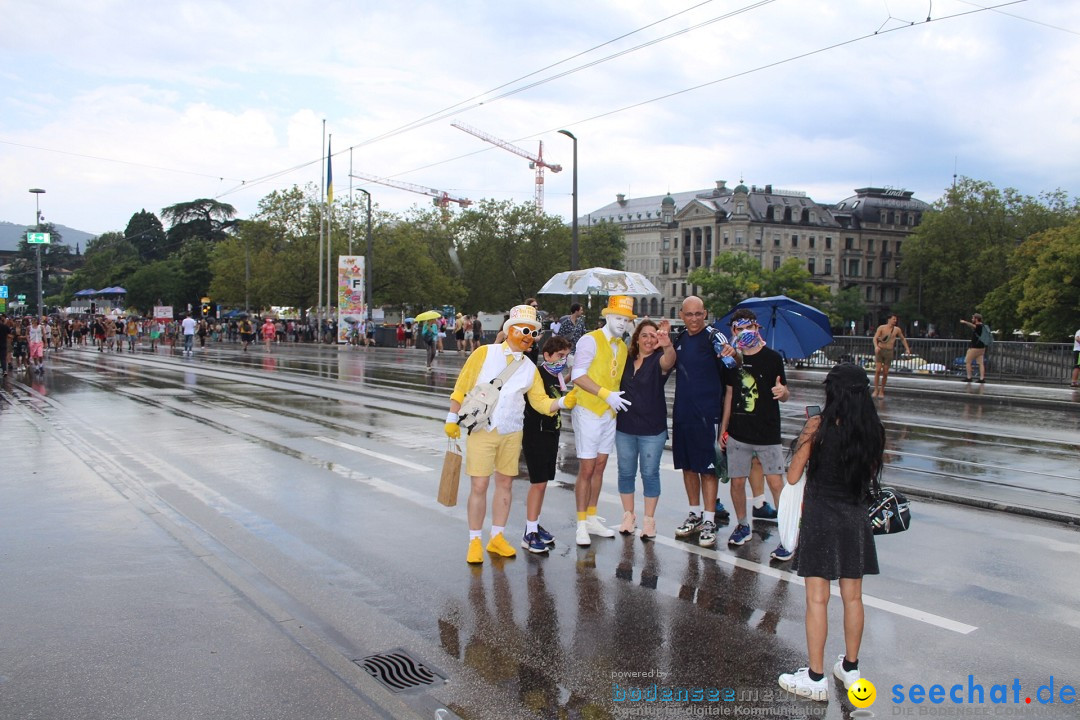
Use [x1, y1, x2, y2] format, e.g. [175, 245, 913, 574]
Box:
[672, 418, 719, 475]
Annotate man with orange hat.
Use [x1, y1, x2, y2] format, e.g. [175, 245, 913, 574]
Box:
[569, 295, 636, 546]
[444, 304, 574, 565]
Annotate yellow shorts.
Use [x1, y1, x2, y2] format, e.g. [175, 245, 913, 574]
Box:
[465, 428, 523, 478]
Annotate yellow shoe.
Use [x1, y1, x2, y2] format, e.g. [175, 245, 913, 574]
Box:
[486, 532, 517, 558]
[467, 537, 484, 564]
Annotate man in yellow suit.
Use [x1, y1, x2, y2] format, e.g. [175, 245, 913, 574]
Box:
[570, 295, 635, 546]
[445, 305, 573, 564]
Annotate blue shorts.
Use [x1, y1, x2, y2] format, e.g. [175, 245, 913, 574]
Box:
[672, 418, 719, 475]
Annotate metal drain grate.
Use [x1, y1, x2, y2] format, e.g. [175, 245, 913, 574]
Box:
[356, 648, 447, 693]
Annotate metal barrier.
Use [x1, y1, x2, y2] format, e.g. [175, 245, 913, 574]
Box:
[795, 338, 1075, 384]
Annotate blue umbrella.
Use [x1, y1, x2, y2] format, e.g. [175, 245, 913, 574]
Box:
[716, 295, 833, 360]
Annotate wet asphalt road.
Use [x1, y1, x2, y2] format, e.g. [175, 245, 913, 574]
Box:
[1, 341, 1078, 720]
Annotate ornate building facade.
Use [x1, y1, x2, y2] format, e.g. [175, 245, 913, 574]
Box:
[586, 181, 932, 331]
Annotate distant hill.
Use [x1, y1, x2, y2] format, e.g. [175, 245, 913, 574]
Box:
[0, 221, 97, 252]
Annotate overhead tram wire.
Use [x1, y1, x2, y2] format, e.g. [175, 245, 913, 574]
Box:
[380, 0, 1026, 188]
[0, 139, 244, 183]
[215, 0, 777, 201]
[354, 0, 728, 147]
[218, 0, 1021, 204]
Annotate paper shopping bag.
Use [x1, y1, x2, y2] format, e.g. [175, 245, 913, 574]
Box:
[437, 440, 463, 507]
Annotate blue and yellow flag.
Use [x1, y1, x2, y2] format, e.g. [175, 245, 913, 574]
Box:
[326, 138, 334, 205]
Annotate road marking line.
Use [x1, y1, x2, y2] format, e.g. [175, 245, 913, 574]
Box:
[315, 436, 433, 472]
[639, 531, 978, 635]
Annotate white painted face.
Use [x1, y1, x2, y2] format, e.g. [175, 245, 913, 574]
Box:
[605, 315, 631, 338]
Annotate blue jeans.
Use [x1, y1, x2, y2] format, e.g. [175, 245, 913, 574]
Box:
[184, 334, 194, 353]
[616, 430, 666, 498]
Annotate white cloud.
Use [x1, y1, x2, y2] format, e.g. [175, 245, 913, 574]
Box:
[1, 0, 1078, 234]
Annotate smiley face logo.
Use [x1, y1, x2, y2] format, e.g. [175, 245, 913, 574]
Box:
[848, 678, 877, 708]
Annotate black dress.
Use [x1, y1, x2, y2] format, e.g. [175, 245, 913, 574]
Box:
[793, 430, 879, 580]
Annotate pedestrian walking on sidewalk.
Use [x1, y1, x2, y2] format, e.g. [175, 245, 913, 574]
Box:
[181, 314, 197, 356]
[778, 362, 884, 702]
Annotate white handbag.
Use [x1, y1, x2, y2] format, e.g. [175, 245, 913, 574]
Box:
[777, 476, 805, 551]
[457, 358, 524, 432]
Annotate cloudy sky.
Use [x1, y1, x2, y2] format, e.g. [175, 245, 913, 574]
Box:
[2, 0, 1077, 237]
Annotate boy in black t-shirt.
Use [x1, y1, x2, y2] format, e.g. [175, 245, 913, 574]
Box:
[520, 335, 573, 554]
[720, 309, 792, 559]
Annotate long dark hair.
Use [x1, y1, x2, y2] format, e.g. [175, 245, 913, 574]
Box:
[807, 363, 885, 501]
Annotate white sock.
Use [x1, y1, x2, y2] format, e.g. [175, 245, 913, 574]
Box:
[703, 511, 715, 523]
[469, 530, 482, 541]
[526, 520, 539, 534]
[491, 525, 505, 538]
[690, 505, 703, 516]
[752, 495, 766, 509]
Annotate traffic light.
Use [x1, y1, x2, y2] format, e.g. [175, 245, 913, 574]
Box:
[200, 296, 213, 318]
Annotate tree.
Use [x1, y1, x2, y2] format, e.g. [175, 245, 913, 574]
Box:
[899, 178, 1078, 336]
[125, 259, 182, 312]
[827, 286, 867, 331]
[578, 220, 625, 270]
[7, 222, 74, 301]
[983, 220, 1080, 340]
[161, 198, 238, 247]
[61, 231, 138, 303]
[455, 200, 569, 312]
[124, 210, 168, 262]
[760, 258, 831, 307]
[687, 251, 766, 317]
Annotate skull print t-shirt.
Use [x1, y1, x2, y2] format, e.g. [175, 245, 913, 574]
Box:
[723, 345, 786, 446]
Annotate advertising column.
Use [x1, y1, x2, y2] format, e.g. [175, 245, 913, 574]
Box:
[337, 255, 366, 344]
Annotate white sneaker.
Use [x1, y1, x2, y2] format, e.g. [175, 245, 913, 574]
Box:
[832, 655, 859, 689]
[585, 515, 615, 538]
[575, 522, 591, 547]
[778, 668, 828, 702]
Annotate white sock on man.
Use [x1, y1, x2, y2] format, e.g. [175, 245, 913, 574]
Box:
[469, 530, 482, 541]
[752, 494, 766, 509]
[690, 505, 703, 516]
[703, 511, 715, 523]
[526, 520, 539, 535]
[491, 525, 505, 537]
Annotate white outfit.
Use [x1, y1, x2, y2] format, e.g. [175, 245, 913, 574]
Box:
[475, 344, 540, 435]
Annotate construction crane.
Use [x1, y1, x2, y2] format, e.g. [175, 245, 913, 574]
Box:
[348, 171, 472, 213]
[451, 121, 562, 215]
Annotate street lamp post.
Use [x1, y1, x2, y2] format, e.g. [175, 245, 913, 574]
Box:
[557, 130, 578, 273]
[357, 189, 373, 324]
[29, 188, 46, 319]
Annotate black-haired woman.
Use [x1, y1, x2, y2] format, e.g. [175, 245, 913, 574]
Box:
[778, 362, 885, 702]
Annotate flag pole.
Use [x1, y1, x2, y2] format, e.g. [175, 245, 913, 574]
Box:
[326, 134, 334, 342]
[318, 119, 326, 334]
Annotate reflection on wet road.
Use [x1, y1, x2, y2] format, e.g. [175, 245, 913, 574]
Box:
[2, 342, 1078, 719]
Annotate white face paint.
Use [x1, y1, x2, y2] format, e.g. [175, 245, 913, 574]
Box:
[605, 315, 631, 338]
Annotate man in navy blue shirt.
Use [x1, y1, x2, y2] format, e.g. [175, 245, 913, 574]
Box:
[671, 296, 735, 547]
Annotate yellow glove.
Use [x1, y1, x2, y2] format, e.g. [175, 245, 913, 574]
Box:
[444, 411, 461, 439]
[559, 392, 577, 410]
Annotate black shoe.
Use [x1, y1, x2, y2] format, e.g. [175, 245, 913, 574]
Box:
[976, 378, 985, 384]
[714, 500, 731, 521]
